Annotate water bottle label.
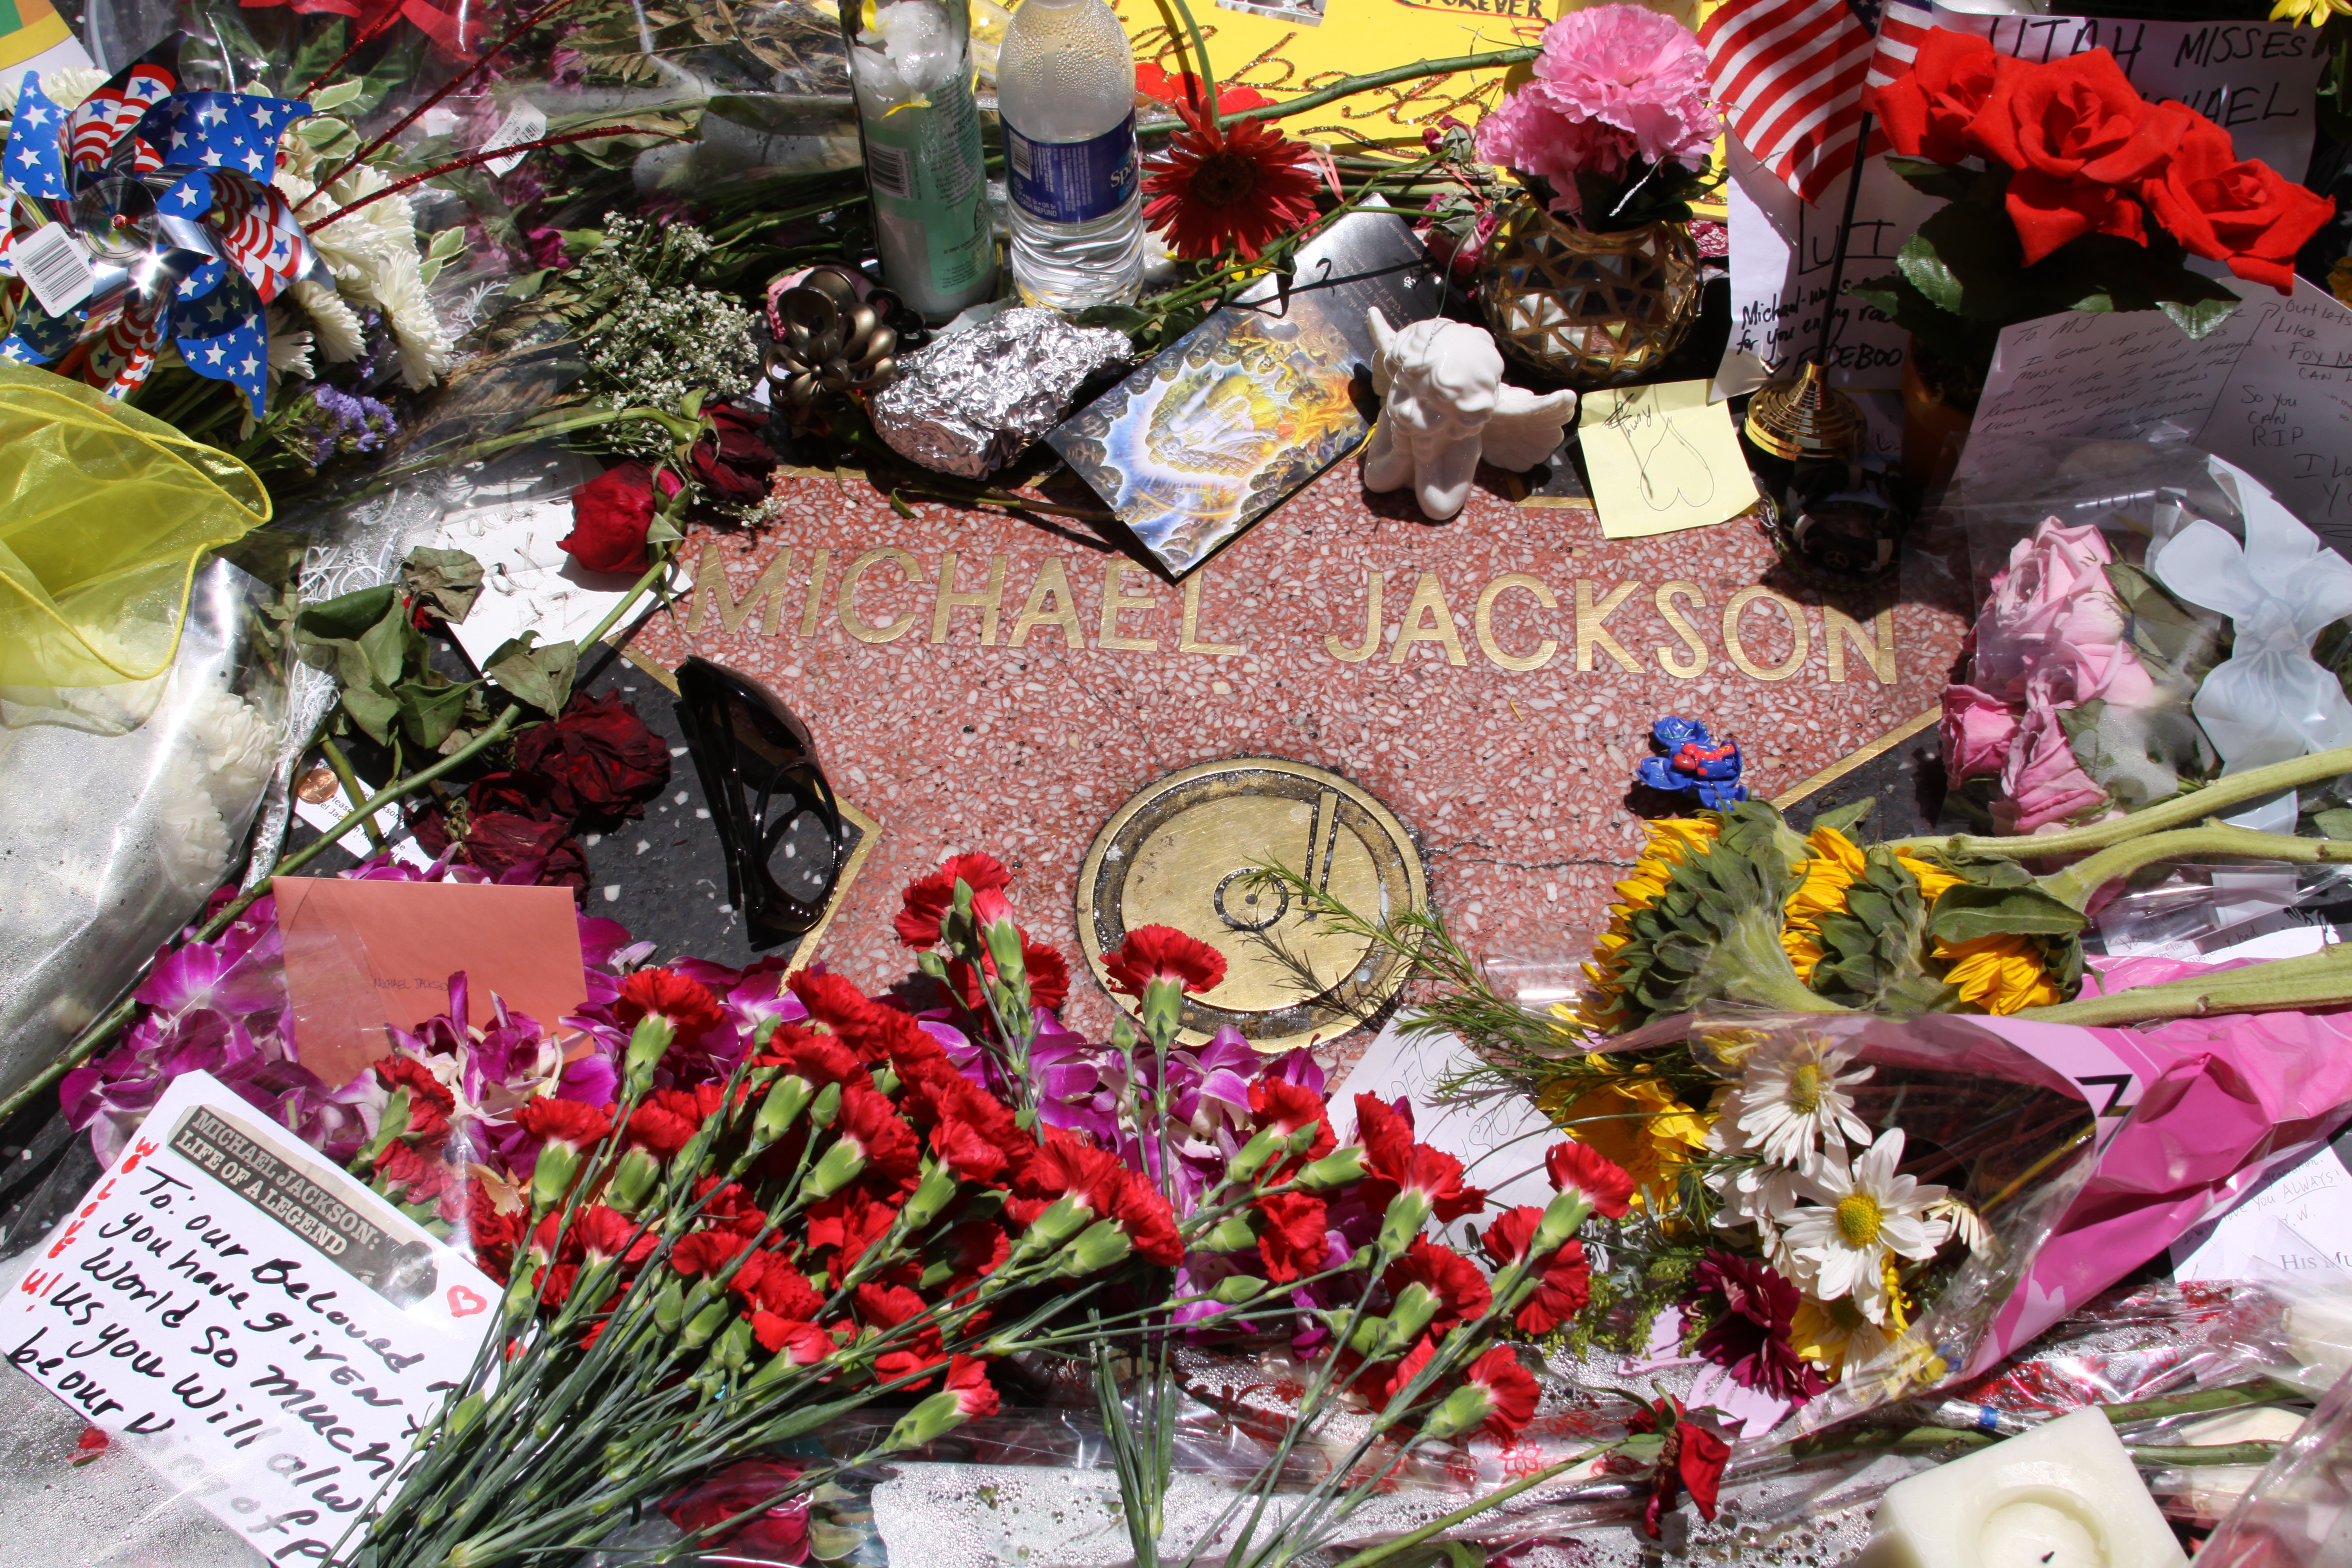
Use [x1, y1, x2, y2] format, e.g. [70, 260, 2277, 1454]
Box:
[859, 74, 994, 299]
[1005, 113, 1137, 225]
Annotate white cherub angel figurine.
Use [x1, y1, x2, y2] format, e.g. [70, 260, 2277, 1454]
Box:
[1360, 309, 1577, 522]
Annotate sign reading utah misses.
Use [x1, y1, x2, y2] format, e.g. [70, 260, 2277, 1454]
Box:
[10, 1073, 496, 1563]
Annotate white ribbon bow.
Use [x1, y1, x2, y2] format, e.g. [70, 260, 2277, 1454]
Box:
[2151, 494, 2352, 833]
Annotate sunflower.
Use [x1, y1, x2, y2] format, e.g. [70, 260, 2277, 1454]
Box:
[1140, 104, 1324, 262]
[1578, 817, 1719, 1028]
[1539, 1064, 1714, 1208]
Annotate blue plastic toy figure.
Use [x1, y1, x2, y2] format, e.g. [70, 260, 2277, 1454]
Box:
[1634, 715, 1747, 808]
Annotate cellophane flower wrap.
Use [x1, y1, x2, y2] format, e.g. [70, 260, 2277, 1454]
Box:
[1525, 997, 2352, 1447]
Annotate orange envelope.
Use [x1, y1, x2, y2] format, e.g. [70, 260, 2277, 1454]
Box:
[273, 877, 588, 1088]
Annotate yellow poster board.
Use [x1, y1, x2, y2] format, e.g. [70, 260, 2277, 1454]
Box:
[1113, 0, 1548, 145]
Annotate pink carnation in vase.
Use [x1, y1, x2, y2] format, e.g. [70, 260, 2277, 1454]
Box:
[1529, 3, 1720, 168]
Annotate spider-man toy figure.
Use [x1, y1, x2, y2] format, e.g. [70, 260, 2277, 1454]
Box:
[1633, 715, 1746, 808]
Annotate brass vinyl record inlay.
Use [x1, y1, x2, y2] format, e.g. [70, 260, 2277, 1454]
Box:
[1075, 758, 1428, 1052]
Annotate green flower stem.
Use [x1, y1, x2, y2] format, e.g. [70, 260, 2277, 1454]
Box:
[1322, 1444, 1622, 1568]
[2019, 943, 2352, 1026]
[2041, 823, 2352, 910]
[2099, 1378, 2303, 1425]
[1223, 47, 1540, 126]
[1887, 746, 2352, 861]
[1159, 0, 1224, 131]
[319, 737, 387, 854]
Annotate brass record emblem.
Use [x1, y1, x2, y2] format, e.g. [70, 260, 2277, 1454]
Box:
[1076, 759, 1428, 1052]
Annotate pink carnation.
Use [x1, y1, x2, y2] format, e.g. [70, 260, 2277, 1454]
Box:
[1477, 2, 1719, 196]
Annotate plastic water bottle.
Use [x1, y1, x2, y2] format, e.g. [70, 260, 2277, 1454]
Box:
[842, 0, 997, 321]
[996, 0, 1143, 311]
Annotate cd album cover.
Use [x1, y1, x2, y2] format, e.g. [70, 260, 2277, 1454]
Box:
[1049, 212, 1443, 577]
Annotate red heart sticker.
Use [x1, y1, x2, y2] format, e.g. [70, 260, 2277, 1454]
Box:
[446, 1285, 488, 1318]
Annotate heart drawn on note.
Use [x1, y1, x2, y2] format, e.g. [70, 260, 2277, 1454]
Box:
[447, 1284, 488, 1318]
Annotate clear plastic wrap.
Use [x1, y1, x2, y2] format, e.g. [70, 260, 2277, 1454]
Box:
[2198, 1362, 2352, 1567]
[0, 556, 291, 1104]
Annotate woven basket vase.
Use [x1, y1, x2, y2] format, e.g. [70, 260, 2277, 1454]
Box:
[1476, 197, 1702, 388]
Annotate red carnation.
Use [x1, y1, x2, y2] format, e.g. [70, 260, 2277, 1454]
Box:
[1623, 1396, 1733, 1538]
[1382, 1238, 1492, 1329]
[1248, 1076, 1336, 1176]
[1465, 1345, 1541, 1442]
[375, 1055, 453, 1145]
[560, 462, 679, 575]
[512, 691, 671, 822]
[374, 1139, 455, 1206]
[1023, 939, 1071, 1013]
[759, 1029, 865, 1090]
[944, 1355, 1000, 1418]
[808, 1190, 905, 1286]
[748, 1257, 825, 1321]
[1355, 1095, 1487, 1223]
[660, 1459, 811, 1564]
[894, 853, 1013, 947]
[670, 1228, 754, 1278]
[854, 1282, 946, 1382]
[1546, 1139, 1635, 1218]
[835, 1083, 923, 1191]
[1102, 925, 1228, 999]
[750, 1314, 836, 1364]
[931, 1114, 1014, 1184]
[618, 968, 725, 1044]
[515, 1097, 612, 1153]
[627, 1089, 706, 1162]
[1254, 1191, 1330, 1283]
[1479, 1206, 1593, 1333]
[930, 1222, 1010, 1301]
[465, 1179, 526, 1281]
[575, 1205, 656, 1267]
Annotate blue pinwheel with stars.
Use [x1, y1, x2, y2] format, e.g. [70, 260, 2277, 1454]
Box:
[0, 37, 316, 414]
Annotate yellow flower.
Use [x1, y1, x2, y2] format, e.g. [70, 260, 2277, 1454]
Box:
[1577, 818, 1720, 1029]
[1932, 931, 2062, 1013]
[1779, 828, 1864, 982]
[2270, 0, 2351, 26]
[1791, 1260, 1911, 1381]
[1539, 1063, 1714, 1207]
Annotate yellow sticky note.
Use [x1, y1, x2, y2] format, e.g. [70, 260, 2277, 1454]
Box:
[1577, 379, 1759, 539]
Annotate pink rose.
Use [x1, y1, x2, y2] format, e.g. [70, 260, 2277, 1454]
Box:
[2049, 638, 2158, 710]
[1971, 520, 2129, 703]
[1994, 699, 2112, 833]
[1941, 685, 2019, 781]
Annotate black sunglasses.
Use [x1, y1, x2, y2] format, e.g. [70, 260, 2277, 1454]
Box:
[674, 657, 844, 948]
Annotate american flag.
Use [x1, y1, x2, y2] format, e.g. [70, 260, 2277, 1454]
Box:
[1702, 0, 1936, 206]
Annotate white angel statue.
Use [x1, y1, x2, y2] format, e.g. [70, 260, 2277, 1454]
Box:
[1360, 309, 1577, 522]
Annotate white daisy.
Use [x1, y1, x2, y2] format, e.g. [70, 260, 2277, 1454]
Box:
[1773, 1129, 1951, 1324]
[1723, 1033, 1875, 1171]
[1703, 1108, 1802, 1245]
[1927, 1194, 1992, 1256]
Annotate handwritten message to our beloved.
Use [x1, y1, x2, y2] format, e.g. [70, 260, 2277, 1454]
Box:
[10, 1073, 495, 1563]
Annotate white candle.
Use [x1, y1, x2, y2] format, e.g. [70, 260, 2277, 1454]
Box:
[1858, 1408, 2187, 1568]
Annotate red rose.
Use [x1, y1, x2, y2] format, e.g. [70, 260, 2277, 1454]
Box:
[2141, 116, 2336, 292]
[513, 691, 671, 822]
[692, 402, 779, 503]
[1971, 50, 2181, 263]
[410, 774, 586, 892]
[560, 463, 675, 575]
[1871, 28, 2012, 166]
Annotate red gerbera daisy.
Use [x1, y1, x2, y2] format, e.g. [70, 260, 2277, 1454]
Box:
[1141, 104, 1324, 262]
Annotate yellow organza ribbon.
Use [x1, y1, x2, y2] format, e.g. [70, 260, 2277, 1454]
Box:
[0, 364, 271, 686]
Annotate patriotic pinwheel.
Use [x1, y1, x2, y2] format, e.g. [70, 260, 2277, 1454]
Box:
[0, 39, 315, 414]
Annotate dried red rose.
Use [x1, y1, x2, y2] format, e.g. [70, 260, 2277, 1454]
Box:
[693, 402, 780, 503]
[513, 691, 671, 822]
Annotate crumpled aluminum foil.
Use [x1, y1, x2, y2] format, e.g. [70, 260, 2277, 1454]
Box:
[870, 307, 1130, 479]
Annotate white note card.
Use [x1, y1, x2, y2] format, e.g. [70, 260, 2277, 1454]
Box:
[9, 1072, 497, 1560]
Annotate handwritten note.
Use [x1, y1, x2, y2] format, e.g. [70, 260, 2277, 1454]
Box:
[2171, 1124, 2352, 1283]
[10, 1072, 496, 1562]
[1331, 1016, 1557, 1256]
[1954, 278, 2352, 556]
[1578, 380, 1759, 539]
[1720, 6, 2322, 399]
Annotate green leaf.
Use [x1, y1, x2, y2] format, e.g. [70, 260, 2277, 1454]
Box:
[339, 686, 402, 748]
[2160, 292, 2243, 341]
[1899, 206, 2025, 322]
[1929, 882, 2091, 945]
[486, 632, 580, 716]
[310, 78, 366, 111]
[1884, 156, 1978, 203]
[396, 676, 477, 751]
[1810, 797, 1876, 836]
[293, 584, 418, 696]
[401, 547, 485, 624]
[644, 515, 684, 546]
[2314, 808, 2352, 841]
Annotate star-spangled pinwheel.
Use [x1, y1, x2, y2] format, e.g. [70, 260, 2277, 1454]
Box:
[0, 38, 316, 415]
